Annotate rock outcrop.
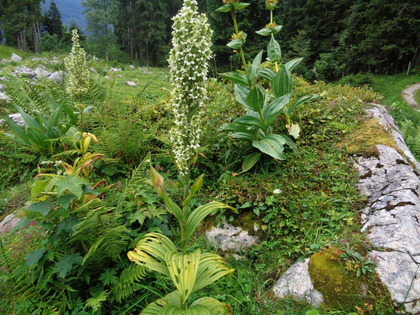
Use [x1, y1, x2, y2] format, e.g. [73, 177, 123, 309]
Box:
[273, 104, 420, 313]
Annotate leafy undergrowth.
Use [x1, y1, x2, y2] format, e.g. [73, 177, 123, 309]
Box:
[0, 47, 400, 314]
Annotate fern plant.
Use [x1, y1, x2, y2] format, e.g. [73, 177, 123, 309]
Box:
[400, 119, 420, 160]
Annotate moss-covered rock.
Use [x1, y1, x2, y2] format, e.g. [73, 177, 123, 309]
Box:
[308, 248, 392, 312]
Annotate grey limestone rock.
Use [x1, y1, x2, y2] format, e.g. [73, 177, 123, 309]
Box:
[273, 104, 420, 313]
[15, 65, 36, 79]
[126, 81, 137, 87]
[273, 259, 324, 307]
[0, 213, 21, 234]
[205, 222, 258, 252]
[34, 67, 51, 79]
[47, 71, 63, 84]
[9, 113, 24, 126]
[11, 53, 22, 62]
[0, 84, 7, 91]
[0, 92, 10, 103]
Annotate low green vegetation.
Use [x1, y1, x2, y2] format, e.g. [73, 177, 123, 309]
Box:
[0, 0, 418, 314]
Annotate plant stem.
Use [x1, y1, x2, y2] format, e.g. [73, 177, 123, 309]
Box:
[181, 173, 190, 255]
[270, 10, 273, 24]
[231, 9, 248, 76]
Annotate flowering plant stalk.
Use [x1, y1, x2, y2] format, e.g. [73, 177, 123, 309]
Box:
[128, 1, 235, 313]
[64, 29, 90, 100]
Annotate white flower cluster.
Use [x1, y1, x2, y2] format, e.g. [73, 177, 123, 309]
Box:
[168, 0, 213, 175]
[64, 29, 89, 99]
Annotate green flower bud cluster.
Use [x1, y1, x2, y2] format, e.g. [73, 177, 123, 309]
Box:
[168, 0, 213, 175]
[64, 29, 90, 99]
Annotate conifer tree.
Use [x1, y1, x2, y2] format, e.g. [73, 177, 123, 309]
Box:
[44, 0, 63, 39]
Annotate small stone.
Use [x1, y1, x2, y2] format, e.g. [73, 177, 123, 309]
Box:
[47, 71, 63, 84]
[129, 65, 135, 69]
[205, 222, 258, 252]
[0, 84, 6, 91]
[34, 67, 51, 79]
[273, 259, 324, 307]
[0, 213, 21, 234]
[89, 67, 97, 74]
[8, 113, 24, 126]
[126, 81, 136, 87]
[0, 76, 7, 82]
[110, 67, 122, 72]
[15, 65, 36, 78]
[116, 74, 122, 78]
[0, 92, 10, 103]
[104, 76, 111, 80]
[11, 53, 22, 62]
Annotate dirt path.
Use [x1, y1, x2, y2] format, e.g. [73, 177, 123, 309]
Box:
[402, 82, 420, 109]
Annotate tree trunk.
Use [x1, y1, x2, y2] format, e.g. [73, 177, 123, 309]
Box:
[32, 22, 39, 53]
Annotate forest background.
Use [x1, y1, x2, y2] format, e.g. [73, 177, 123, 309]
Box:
[0, 0, 419, 81]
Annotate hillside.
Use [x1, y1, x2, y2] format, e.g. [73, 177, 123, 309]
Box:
[42, 0, 87, 32]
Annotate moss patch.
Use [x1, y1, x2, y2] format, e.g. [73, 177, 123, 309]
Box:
[308, 248, 393, 312]
[339, 118, 399, 157]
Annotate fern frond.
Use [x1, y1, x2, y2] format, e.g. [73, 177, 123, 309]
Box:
[112, 264, 148, 303]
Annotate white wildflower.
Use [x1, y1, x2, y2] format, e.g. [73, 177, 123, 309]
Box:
[168, 0, 213, 175]
[273, 189, 282, 194]
[64, 29, 89, 99]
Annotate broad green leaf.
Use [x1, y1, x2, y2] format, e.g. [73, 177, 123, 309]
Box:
[191, 297, 232, 315]
[128, 233, 177, 277]
[272, 25, 282, 34]
[166, 250, 200, 301]
[230, 131, 255, 141]
[31, 179, 49, 201]
[162, 193, 183, 224]
[249, 50, 263, 84]
[234, 84, 250, 108]
[55, 175, 89, 199]
[15, 105, 41, 131]
[305, 310, 321, 315]
[193, 253, 235, 293]
[26, 200, 55, 217]
[57, 194, 77, 210]
[258, 68, 275, 81]
[286, 94, 319, 116]
[252, 134, 286, 160]
[183, 174, 204, 207]
[5, 117, 30, 145]
[267, 36, 281, 62]
[281, 134, 298, 153]
[47, 104, 63, 129]
[219, 72, 249, 86]
[240, 152, 261, 174]
[263, 94, 291, 126]
[140, 291, 182, 315]
[272, 66, 293, 98]
[25, 248, 47, 268]
[285, 58, 303, 72]
[185, 202, 236, 240]
[256, 28, 272, 36]
[245, 85, 267, 113]
[52, 253, 83, 278]
[232, 2, 250, 10]
[227, 39, 244, 50]
[233, 116, 266, 130]
[215, 4, 232, 12]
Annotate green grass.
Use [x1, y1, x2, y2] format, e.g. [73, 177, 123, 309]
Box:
[415, 88, 420, 106]
[371, 73, 420, 126]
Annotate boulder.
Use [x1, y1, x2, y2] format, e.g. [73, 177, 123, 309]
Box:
[110, 67, 122, 72]
[205, 222, 258, 252]
[273, 259, 323, 307]
[126, 81, 137, 87]
[15, 65, 36, 79]
[34, 67, 51, 79]
[11, 53, 22, 62]
[47, 71, 63, 84]
[0, 76, 7, 82]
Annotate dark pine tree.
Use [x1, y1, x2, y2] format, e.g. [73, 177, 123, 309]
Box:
[44, 0, 63, 39]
